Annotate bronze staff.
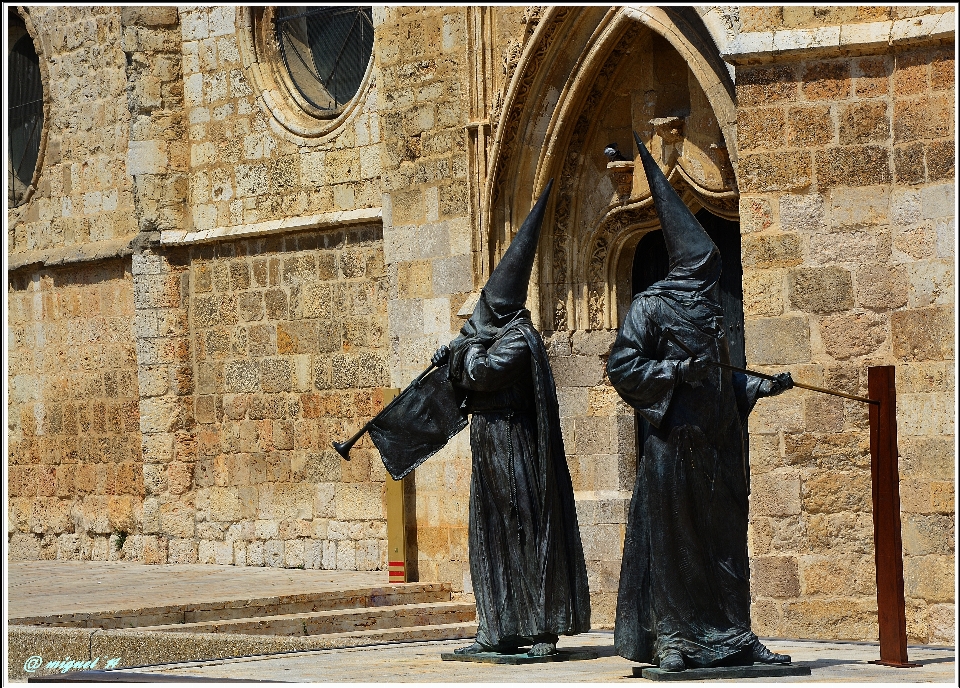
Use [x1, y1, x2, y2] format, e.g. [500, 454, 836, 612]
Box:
[663, 329, 878, 405]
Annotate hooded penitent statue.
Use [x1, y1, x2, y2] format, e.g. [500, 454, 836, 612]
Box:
[607, 133, 793, 672]
[433, 180, 591, 657]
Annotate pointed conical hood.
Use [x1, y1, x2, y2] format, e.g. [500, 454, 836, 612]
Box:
[461, 179, 553, 340]
[634, 130, 719, 280]
[485, 178, 553, 312]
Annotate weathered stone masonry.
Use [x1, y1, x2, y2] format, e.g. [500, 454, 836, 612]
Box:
[734, 41, 954, 645]
[8, 261, 142, 561]
[8, 7, 137, 255]
[133, 227, 390, 568]
[6, 5, 955, 646]
[8, 6, 144, 562]
[376, 6, 477, 592]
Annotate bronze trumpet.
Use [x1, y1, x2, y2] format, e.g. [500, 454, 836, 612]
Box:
[331, 362, 437, 460]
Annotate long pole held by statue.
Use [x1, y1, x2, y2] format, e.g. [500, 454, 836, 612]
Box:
[665, 329, 918, 668]
[663, 330, 877, 405]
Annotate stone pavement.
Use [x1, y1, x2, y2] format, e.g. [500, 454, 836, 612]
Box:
[6, 561, 475, 681]
[121, 633, 955, 683]
[7, 561, 385, 619]
[7, 562, 955, 683]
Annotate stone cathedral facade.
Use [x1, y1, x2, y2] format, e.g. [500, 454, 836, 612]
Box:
[6, 6, 955, 644]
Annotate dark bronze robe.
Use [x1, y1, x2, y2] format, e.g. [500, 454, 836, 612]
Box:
[607, 282, 765, 667]
[449, 318, 591, 647]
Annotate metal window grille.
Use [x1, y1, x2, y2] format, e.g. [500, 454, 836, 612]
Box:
[8, 32, 44, 206]
[274, 6, 374, 113]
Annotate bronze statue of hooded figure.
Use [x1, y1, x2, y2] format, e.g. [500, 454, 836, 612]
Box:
[433, 180, 591, 656]
[607, 133, 792, 671]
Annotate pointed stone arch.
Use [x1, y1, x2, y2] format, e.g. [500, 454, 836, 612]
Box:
[484, 6, 740, 332]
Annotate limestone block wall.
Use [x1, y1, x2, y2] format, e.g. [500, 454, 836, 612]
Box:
[547, 330, 635, 627]
[376, 7, 476, 592]
[9, 7, 137, 254]
[123, 5, 392, 567]
[130, 248, 192, 565]
[7, 7, 146, 562]
[736, 43, 955, 644]
[176, 6, 382, 234]
[120, 6, 188, 235]
[7, 261, 142, 561]
[738, 5, 954, 34]
[549, 331, 635, 495]
[133, 227, 390, 567]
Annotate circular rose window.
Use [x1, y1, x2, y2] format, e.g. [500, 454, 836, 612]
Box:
[8, 10, 45, 207]
[274, 6, 374, 115]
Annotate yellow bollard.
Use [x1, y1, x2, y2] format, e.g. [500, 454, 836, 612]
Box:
[381, 388, 408, 584]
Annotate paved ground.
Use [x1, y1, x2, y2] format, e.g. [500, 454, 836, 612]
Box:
[128, 633, 955, 683]
[8, 561, 385, 618]
[7, 562, 955, 683]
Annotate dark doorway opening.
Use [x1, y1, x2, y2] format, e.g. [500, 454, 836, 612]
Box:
[630, 209, 746, 466]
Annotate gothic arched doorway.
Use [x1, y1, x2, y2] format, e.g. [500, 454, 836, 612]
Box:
[631, 208, 746, 473]
[478, 7, 744, 627]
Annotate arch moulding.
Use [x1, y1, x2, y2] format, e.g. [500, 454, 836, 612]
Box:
[484, 6, 739, 332]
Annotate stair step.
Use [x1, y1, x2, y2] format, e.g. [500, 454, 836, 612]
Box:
[8, 621, 480, 679]
[10, 582, 454, 629]
[136, 601, 477, 636]
[302, 620, 478, 646]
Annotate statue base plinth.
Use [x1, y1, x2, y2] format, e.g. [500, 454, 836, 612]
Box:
[441, 650, 599, 664]
[635, 663, 811, 680]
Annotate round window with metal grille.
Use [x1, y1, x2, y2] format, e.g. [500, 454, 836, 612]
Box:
[8, 14, 44, 207]
[274, 6, 374, 115]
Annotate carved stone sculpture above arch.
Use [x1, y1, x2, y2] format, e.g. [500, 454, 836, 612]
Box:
[484, 6, 740, 333]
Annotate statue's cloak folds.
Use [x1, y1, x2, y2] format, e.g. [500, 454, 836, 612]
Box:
[451, 318, 591, 644]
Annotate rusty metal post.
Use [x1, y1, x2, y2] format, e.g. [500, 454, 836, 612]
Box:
[867, 366, 919, 668]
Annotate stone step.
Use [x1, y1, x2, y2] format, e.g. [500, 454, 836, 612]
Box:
[9, 621, 480, 680]
[293, 620, 478, 646]
[10, 582, 454, 629]
[136, 601, 477, 636]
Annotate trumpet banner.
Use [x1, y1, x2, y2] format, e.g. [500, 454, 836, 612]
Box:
[369, 364, 468, 480]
